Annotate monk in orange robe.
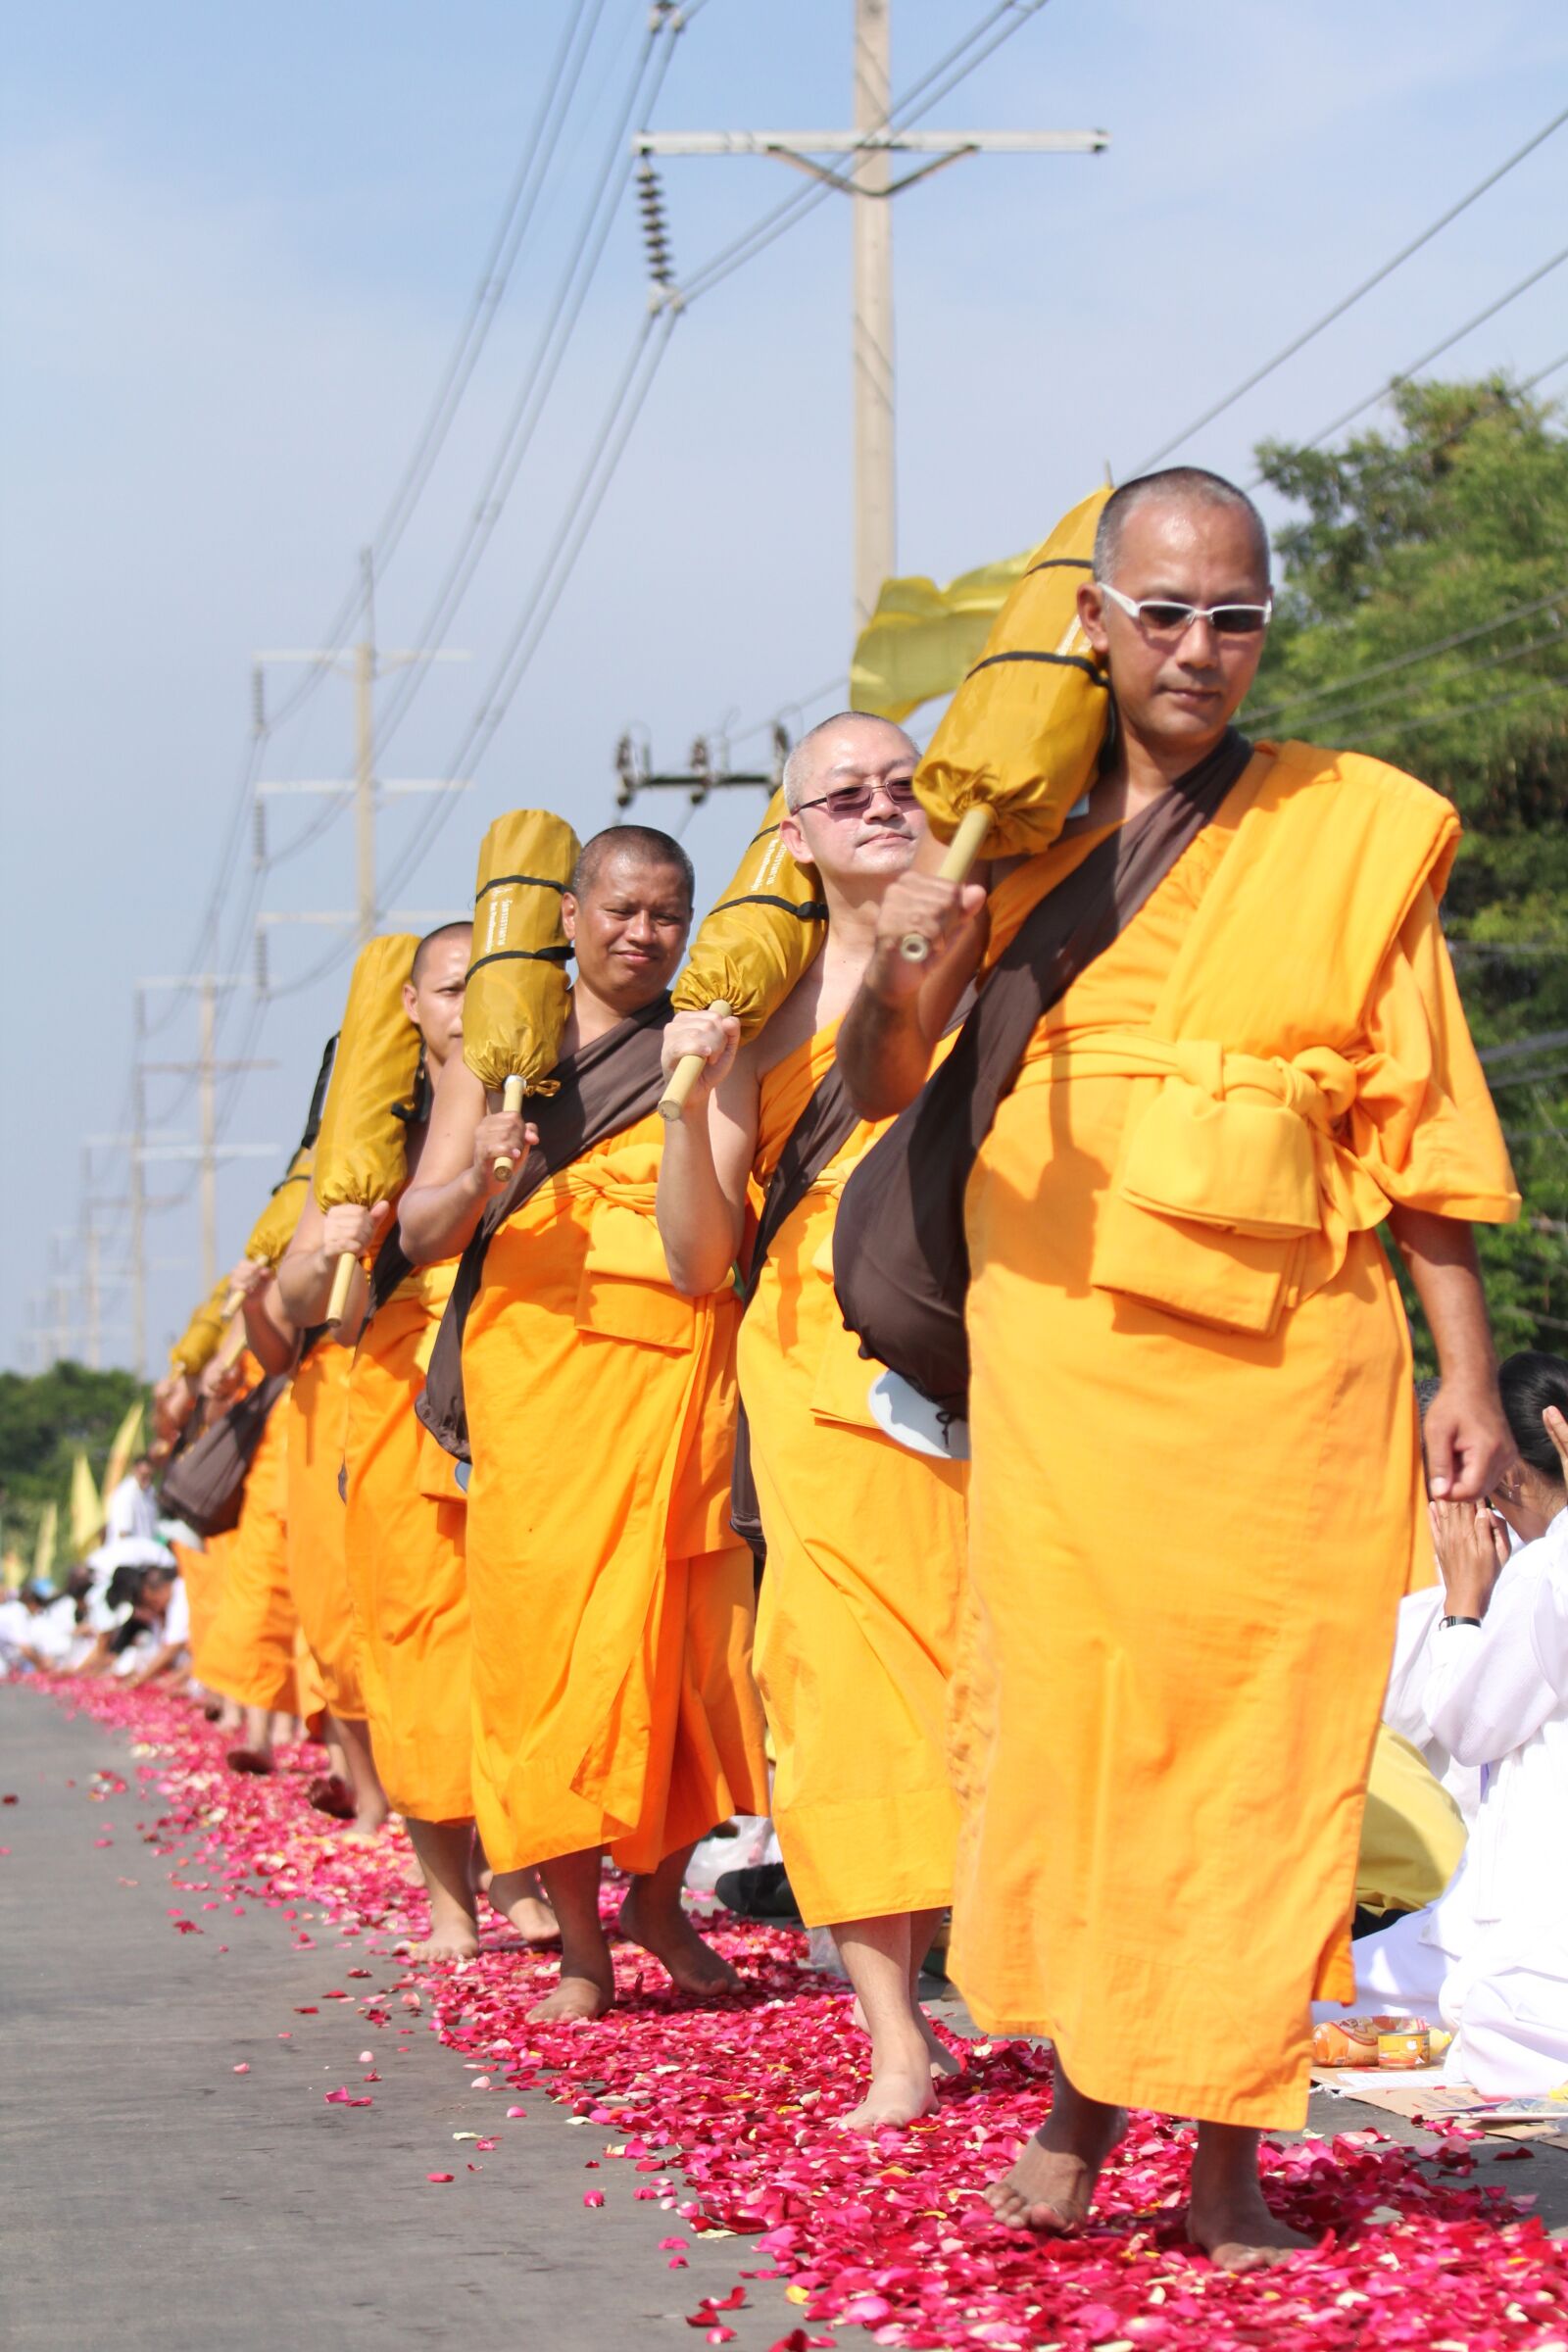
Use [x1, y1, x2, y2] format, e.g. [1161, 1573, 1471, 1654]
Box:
[262, 1294, 381, 1835]
[338, 922, 554, 1952]
[657, 714, 972, 2131]
[401, 825, 768, 2020]
[174, 1533, 227, 1689]
[838, 467, 1520, 2268]
[195, 1360, 299, 1762]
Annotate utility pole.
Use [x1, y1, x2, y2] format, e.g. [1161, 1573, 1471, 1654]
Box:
[636, 0, 1107, 631]
[613, 725, 791, 813]
[138, 978, 277, 1297]
[81, 1113, 184, 1380]
[254, 549, 472, 966]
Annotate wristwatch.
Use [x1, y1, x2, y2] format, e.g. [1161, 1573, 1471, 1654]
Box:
[1439, 1614, 1483, 1630]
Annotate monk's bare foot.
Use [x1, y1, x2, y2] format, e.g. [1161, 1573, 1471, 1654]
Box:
[920, 2008, 964, 2080]
[487, 1866, 559, 1945]
[225, 1746, 273, 1776]
[509, 1896, 560, 1945]
[840, 2057, 939, 2134]
[986, 2093, 1127, 2231]
[307, 1773, 356, 1821]
[406, 1919, 480, 1964]
[528, 1966, 613, 2023]
[617, 1881, 741, 1999]
[1188, 2164, 1313, 2272]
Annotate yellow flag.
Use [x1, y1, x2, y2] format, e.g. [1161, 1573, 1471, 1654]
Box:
[69, 1449, 103, 1554]
[850, 549, 1033, 723]
[103, 1398, 147, 1500]
[33, 1501, 58, 1588]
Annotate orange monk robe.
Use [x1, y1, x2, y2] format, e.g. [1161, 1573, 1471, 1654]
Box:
[736, 1024, 966, 1927]
[463, 1115, 769, 1876]
[284, 1338, 366, 1722]
[197, 1387, 299, 1715]
[293, 1626, 327, 1740]
[343, 1259, 471, 1822]
[173, 1534, 227, 1685]
[950, 751, 1519, 2129]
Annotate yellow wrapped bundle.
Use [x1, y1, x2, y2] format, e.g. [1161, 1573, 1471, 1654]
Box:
[660, 790, 828, 1118]
[228, 1147, 312, 1294]
[464, 809, 579, 1176]
[170, 1278, 231, 1378]
[314, 933, 421, 1324]
[906, 486, 1112, 956]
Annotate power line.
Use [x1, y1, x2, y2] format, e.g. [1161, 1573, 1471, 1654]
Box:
[1255, 615, 1568, 738]
[369, 10, 679, 761]
[1354, 662, 1568, 748]
[1129, 100, 1568, 473]
[1252, 590, 1568, 729]
[1266, 245, 1568, 465]
[263, 1, 1065, 1001]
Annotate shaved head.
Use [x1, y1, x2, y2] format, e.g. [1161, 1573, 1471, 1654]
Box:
[412, 919, 473, 985]
[782, 711, 918, 810]
[1094, 467, 1270, 588]
[569, 825, 694, 911]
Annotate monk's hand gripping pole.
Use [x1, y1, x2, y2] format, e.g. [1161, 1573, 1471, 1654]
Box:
[659, 1002, 732, 1122]
[900, 808, 991, 962]
[493, 1075, 526, 1183]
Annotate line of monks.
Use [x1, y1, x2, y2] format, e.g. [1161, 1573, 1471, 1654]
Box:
[152, 469, 1522, 2273]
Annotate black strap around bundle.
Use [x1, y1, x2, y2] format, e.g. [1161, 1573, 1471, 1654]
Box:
[416, 997, 676, 1462]
[832, 729, 1255, 1418]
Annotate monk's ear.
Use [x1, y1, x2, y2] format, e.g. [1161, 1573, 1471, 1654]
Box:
[561, 890, 579, 946]
[1078, 578, 1110, 662]
[778, 808, 808, 867]
[401, 981, 419, 1024]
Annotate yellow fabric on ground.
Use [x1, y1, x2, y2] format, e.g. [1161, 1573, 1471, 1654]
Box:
[463, 1112, 768, 1875]
[1357, 1725, 1466, 1917]
[197, 1396, 298, 1714]
[344, 1258, 471, 1822]
[285, 1339, 365, 1722]
[952, 745, 1519, 2130]
[737, 1023, 965, 1927]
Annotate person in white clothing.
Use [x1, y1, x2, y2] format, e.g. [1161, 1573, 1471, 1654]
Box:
[1339, 1352, 1568, 2095]
[104, 1457, 160, 1545]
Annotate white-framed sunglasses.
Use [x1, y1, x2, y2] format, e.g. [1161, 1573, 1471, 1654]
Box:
[1097, 580, 1273, 638]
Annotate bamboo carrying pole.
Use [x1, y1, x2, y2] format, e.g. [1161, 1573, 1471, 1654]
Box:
[493, 1074, 526, 1181]
[325, 1250, 360, 1328]
[898, 807, 991, 962]
[659, 1001, 733, 1121]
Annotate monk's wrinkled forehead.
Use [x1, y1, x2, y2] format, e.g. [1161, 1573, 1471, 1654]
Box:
[580, 846, 692, 911]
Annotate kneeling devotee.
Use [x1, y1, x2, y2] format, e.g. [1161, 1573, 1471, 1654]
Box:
[656, 714, 970, 2132]
[838, 467, 1520, 2266]
[400, 825, 768, 2020]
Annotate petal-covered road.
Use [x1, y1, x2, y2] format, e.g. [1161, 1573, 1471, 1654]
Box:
[6, 1679, 1567, 2352]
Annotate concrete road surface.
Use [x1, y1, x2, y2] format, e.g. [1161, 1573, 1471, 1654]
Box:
[0, 1690, 797, 2351]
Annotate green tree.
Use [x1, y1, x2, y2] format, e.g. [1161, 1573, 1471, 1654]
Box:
[0, 1360, 149, 1571]
[1248, 375, 1568, 1364]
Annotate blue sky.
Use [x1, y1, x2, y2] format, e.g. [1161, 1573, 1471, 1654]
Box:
[3, 0, 1566, 1374]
